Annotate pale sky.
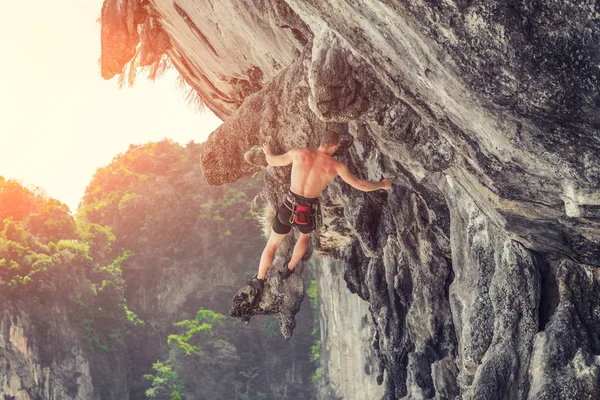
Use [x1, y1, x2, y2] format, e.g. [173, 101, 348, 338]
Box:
[0, 1, 222, 212]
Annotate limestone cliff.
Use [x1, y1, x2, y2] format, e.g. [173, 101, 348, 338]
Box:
[0, 302, 95, 399]
[101, 1, 600, 399]
[0, 273, 129, 400]
[316, 258, 384, 400]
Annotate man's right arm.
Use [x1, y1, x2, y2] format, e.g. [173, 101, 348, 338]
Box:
[336, 163, 392, 192]
[262, 144, 294, 167]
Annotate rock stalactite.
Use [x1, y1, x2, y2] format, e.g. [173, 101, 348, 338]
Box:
[101, 1, 600, 398]
[230, 237, 307, 341]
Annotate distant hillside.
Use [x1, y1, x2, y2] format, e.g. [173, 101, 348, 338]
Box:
[80, 139, 318, 400]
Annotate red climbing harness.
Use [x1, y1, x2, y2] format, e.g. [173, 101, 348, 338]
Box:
[292, 204, 311, 225]
[284, 191, 321, 229]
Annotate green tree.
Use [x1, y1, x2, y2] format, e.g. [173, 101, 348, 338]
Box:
[144, 361, 185, 399]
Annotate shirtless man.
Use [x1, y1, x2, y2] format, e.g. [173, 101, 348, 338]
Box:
[251, 130, 391, 289]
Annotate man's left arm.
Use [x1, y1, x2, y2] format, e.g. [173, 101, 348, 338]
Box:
[262, 144, 294, 167]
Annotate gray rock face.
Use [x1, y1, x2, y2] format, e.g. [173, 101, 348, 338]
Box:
[0, 299, 124, 400]
[316, 258, 384, 400]
[101, 0, 600, 398]
[528, 259, 600, 400]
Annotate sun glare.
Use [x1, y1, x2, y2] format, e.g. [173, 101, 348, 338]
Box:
[0, 1, 221, 212]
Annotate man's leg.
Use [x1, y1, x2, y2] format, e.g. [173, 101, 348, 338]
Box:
[287, 232, 311, 272]
[257, 229, 287, 280]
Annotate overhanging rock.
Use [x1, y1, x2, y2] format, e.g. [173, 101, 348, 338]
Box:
[101, 1, 600, 398]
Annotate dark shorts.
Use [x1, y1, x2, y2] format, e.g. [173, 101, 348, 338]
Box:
[272, 191, 320, 235]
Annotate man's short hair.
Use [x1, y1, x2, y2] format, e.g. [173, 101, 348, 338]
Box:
[321, 130, 340, 148]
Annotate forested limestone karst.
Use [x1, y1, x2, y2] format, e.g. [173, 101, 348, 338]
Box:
[0, 141, 319, 399]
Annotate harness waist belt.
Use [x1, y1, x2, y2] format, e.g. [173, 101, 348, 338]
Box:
[286, 191, 319, 206]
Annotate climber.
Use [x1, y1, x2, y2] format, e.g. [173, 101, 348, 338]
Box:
[248, 130, 391, 292]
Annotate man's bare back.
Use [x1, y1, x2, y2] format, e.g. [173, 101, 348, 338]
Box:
[289, 148, 339, 198]
[263, 144, 391, 198]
